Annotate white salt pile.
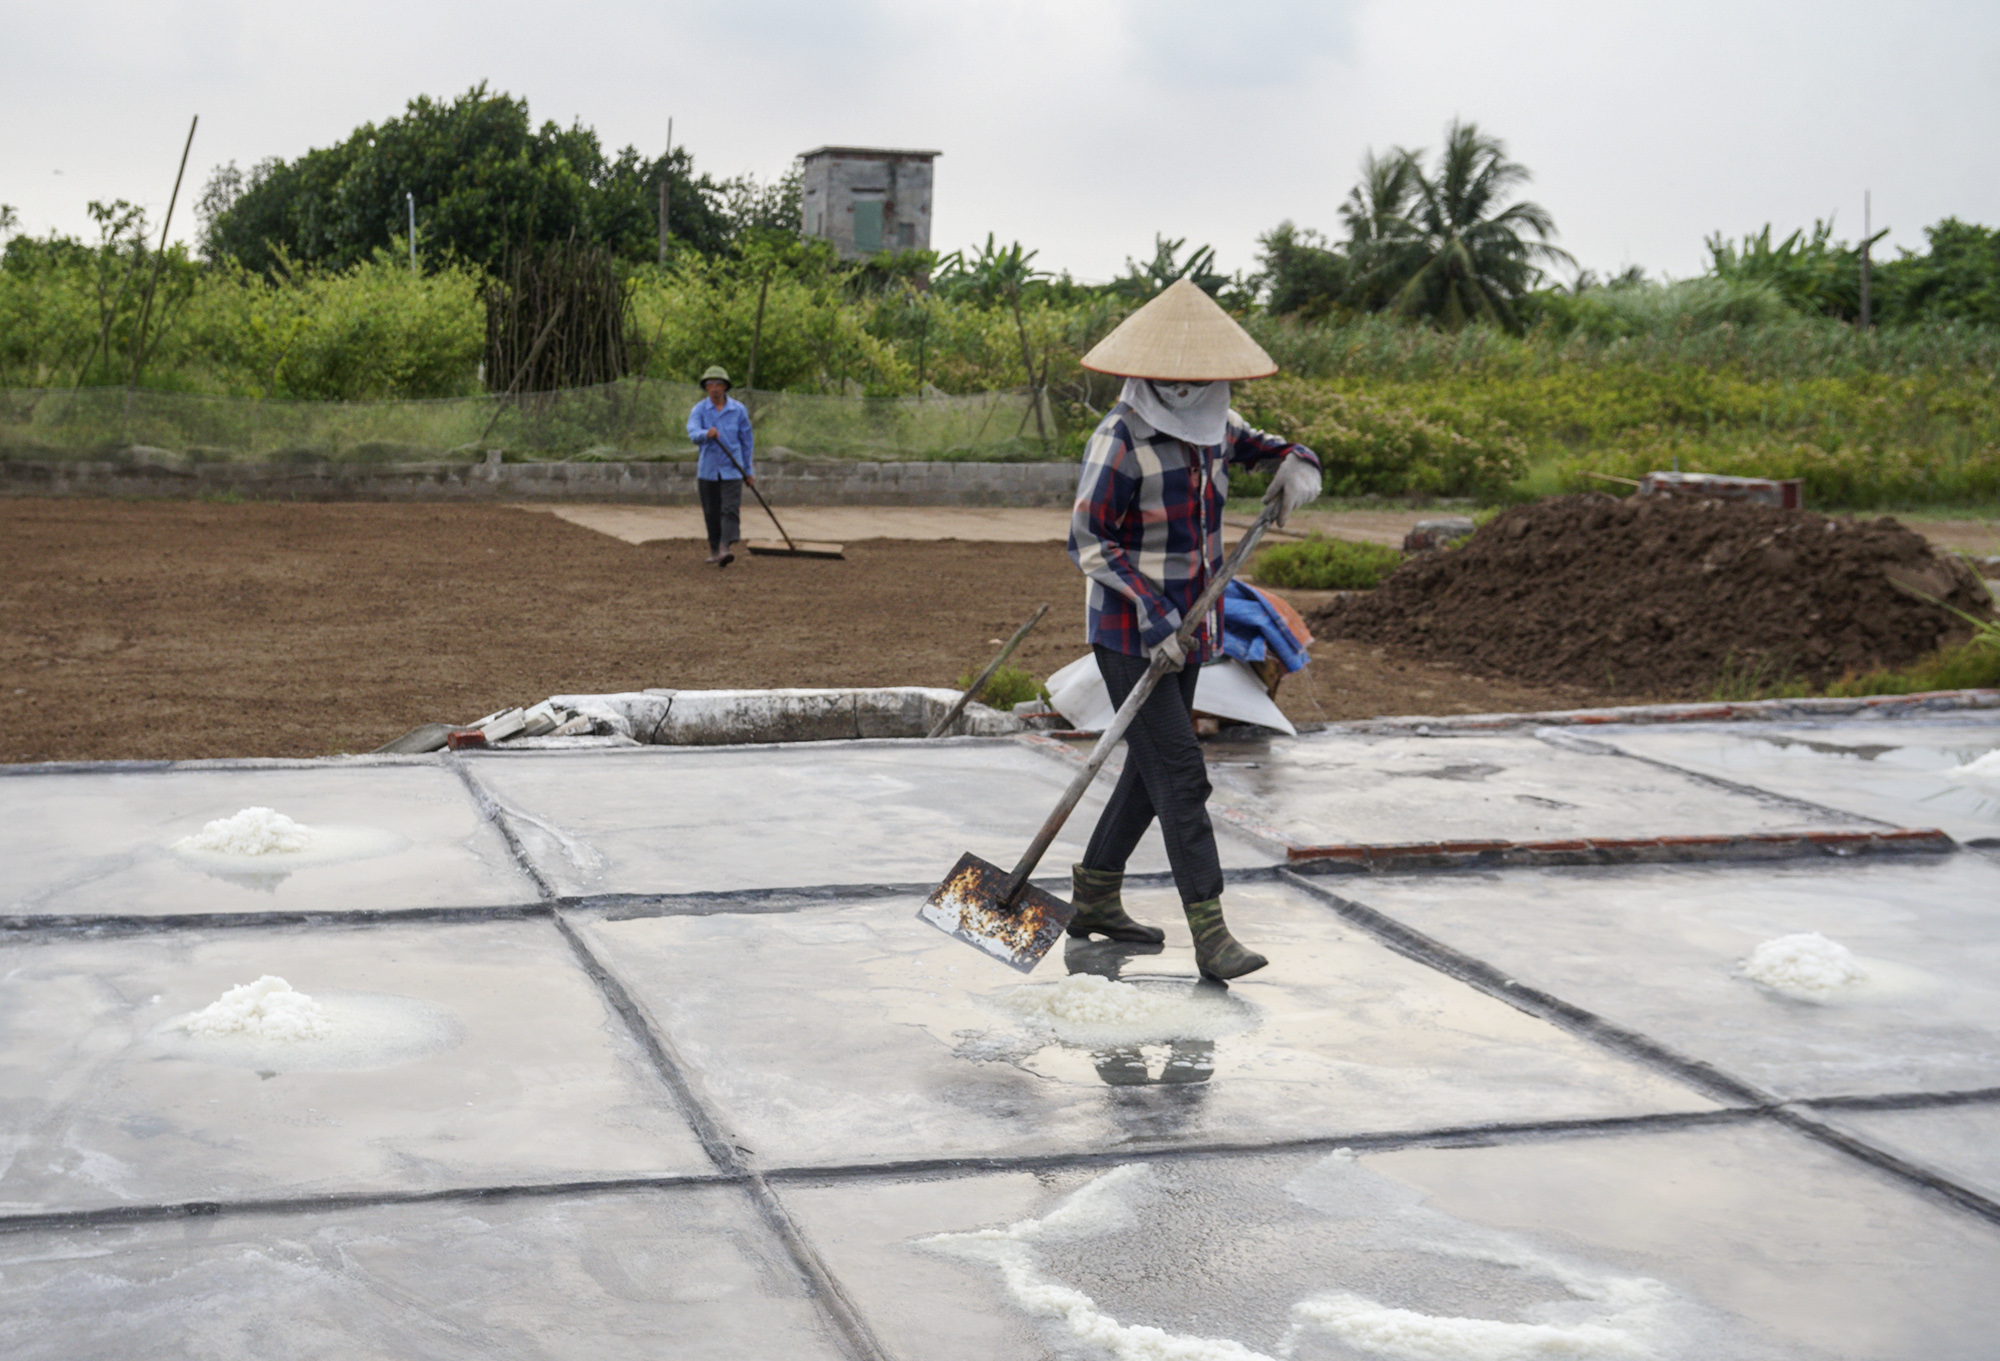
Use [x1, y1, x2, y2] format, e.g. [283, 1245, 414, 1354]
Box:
[1740, 932, 1869, 997]
[180, 975, 332, 1042]
[997, 974, 1256, 1048]
[176, 807, 314, 857]
[1941, 748, 2000, 789]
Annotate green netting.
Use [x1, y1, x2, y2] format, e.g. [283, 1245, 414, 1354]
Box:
[0, 382, 1058, 464]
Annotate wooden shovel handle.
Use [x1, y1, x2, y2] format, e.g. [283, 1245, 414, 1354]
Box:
[998, 506, 1278, 905]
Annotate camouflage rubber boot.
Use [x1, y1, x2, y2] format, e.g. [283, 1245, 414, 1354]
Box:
[1184, 898, 1268, 980]
[1066, 864, 1166, 943]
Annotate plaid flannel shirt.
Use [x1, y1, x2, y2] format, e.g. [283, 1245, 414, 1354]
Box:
[1067, 403, 1319, 664]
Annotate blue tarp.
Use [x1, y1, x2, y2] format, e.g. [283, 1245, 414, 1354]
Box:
[1220, 580, 1312, 673]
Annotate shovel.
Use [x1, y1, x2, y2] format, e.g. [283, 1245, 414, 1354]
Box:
[918, 505, 1281, 970]
[708, 433, 845, 560]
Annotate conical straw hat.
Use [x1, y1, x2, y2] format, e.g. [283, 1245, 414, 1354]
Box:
[1080, 278, 1277, 381]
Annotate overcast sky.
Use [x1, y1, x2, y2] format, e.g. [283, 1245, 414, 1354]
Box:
[5, 0, 1997, 285]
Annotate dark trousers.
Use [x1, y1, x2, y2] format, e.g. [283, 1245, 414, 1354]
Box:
[1081, 645, 1224, 906]
[698, 477, 743, 552]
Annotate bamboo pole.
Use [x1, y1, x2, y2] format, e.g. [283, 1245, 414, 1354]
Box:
[127, 115, 198, 395]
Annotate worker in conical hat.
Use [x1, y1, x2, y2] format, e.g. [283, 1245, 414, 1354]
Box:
[1064, 279, 1322, 980]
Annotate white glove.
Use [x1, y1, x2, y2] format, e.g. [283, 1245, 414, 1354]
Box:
[1147, 632, 1186, 672]
[1263, 455, 1322, 528]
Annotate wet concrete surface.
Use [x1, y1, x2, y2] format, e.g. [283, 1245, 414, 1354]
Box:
[2, 717, 1997, 1357]
[0, 762, 535, 917]
[1595, 719, 2000, 845]
[0, 918, 713, 1212]
[464, 742, 1266, 898]
[1202, 727, 1879, 849]
[579, 881, 1713, 1168]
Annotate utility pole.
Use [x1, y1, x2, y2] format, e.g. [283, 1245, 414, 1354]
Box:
[658, 117, 673, 266]
[1859, 189, 1872, 331]
[407, 191, 417, 273]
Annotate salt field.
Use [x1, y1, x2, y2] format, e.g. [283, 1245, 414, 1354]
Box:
[3, 711, 1998, 1358]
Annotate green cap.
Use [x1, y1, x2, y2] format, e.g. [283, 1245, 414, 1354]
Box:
[700, 365, 732, 388]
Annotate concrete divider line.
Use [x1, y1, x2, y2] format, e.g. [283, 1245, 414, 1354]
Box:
[1278, 869, 1776, 1109]
[760, 1109, 1767, 1188]
[0, 1172, 741, 1238]
[1567, 732, 1907, 830]
[445, 755, 563, 902]
[0, 753, 457, 778]
[1801, 1086, 2000, 1113]
[546, 906, 891, 1361]
[1341, 689, 2000, 735]
[1773, 1104, 2000, 1227]
[1283, 869, 2000, 1230]
[0, 903, 552, 936]
[1285, 829, 1957, 873]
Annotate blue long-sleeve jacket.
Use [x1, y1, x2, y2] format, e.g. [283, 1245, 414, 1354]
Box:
[687, 396, 755, 480]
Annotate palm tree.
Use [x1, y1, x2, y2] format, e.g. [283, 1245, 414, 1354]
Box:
[1338, 148, 1420, 312]
[1357, 120, 1572, 332]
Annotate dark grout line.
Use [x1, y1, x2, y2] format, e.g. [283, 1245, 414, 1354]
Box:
[0, 755, 446, 778]
[1774, 1105, 2000, 1227]
[1282, 869, 2000, 1229]
[0, 1172, 738, 1238]
[446, 756, 558, 903]
[1800, 1086, 2000, 1113]
[545, 907, 890, 1361]
[0, 903, 551, 937]
[1537, 728, 1904, 830]
[564, 866, 1286, 920]
[762, 1108, 1767, 1186]
[1278, 870, 1773, 1108]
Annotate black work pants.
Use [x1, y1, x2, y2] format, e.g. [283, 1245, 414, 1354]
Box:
[698, 477, 744, 552]
[1081, 645, 1224, 906]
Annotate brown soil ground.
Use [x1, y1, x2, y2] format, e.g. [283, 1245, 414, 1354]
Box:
[1, 499, 1633, 764]
[1316, 494, 1995, 696]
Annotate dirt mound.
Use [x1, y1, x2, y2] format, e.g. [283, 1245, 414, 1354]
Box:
[1311, 494, 1993, 697]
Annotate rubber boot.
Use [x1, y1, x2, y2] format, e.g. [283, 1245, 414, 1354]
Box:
[1184, 898, 1267, 980]
[1066, 864, 1165, 943]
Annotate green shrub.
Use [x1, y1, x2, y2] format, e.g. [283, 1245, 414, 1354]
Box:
[956, 664, 1048, 710]
[1251, 535, 1406, 589]
[1234, 377, 1529, 499]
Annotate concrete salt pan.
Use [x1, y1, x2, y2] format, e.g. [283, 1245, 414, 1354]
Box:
[1, 764, 535, 916]
[779, 1122, 2000, 1360]
[1346, 856, 2000, 1100]
[579, 880, 1711, 1168]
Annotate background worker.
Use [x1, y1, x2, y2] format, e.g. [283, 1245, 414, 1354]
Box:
[1064, 280, 1323, 981]
[687, 365, 754, 568]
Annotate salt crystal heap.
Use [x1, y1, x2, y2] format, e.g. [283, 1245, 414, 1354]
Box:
[1941, 748, 2000, 791]
[1741, 932, 1869, 997]
[177, 807, 314, 856]
[181, 975, 332, 1042]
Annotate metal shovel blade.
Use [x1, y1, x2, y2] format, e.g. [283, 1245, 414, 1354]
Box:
[917, 852, 1076, 972]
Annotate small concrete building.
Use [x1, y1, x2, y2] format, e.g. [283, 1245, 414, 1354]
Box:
[799, 147, 940, 259]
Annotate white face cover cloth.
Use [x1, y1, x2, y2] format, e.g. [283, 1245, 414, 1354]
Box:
[1120, 377, 1231, 446]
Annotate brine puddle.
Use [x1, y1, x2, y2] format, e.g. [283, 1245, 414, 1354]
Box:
[953, 973, 1259, 1087]
[921, 1156, 1709, 1360]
